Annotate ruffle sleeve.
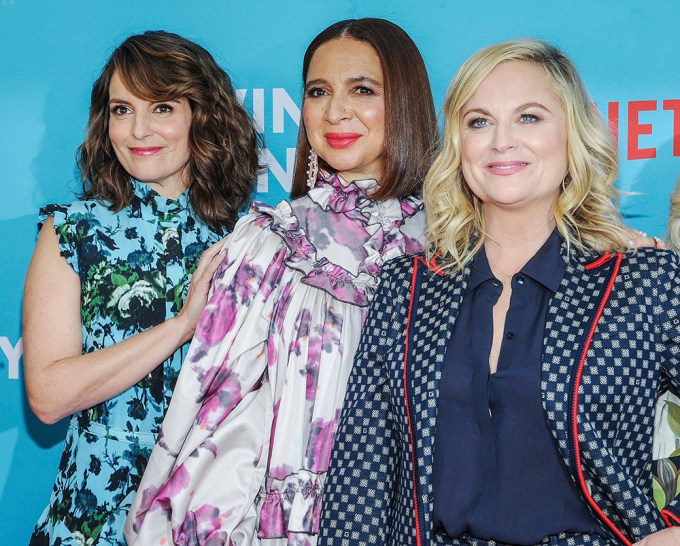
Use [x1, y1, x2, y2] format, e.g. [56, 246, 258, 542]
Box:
[38, 203, 82, 275]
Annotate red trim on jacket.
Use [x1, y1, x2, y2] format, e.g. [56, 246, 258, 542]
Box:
[404, 257, 422, 546]
[571, 253, 632, 545]
[662, 508, 680, 527]
[585, 252, 612, 270]
[420, 252, 445, 276]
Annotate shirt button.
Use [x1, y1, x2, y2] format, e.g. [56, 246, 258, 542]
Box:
[516, 276, 525, 285]
[506, 331, 515, 340]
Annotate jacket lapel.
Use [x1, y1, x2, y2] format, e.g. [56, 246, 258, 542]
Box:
[541, 249, 663, 544]
[540, 249, 609, 470]
[405, 257, 471, 544]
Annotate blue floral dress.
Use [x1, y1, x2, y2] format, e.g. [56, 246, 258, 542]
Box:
[29, 181, 224, 546]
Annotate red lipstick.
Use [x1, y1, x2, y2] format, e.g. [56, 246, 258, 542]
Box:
[324, 133, 361, 149]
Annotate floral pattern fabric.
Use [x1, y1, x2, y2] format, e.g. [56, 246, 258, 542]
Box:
[653, 390, 680, 509]
[30, 181, 223, 546]
[125, 172, 426, 546]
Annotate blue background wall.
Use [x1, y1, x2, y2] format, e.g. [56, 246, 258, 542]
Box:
[1, 1, 679, 542]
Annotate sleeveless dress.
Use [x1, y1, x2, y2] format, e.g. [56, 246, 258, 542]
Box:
[29, 181, 223, 545]
[125, 172, 426, 546]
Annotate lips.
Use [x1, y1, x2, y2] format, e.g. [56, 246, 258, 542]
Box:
[324, 133, 361, 149]
[486, 161, 529, 175]
[129, 147, 163, 156]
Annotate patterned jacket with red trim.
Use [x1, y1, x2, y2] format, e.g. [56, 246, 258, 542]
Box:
[318, 245, 680, 546]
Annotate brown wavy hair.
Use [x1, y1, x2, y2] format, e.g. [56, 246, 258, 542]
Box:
[290, 18, 437, 200]
[78, 30, 260, 231]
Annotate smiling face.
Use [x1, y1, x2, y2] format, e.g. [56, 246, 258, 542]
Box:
[107, 71, 192, 198]
[459, 60, 568, 219]
[302, 37, 386, 183]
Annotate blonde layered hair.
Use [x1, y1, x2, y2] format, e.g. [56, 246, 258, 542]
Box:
[669, 177, 680, 253]
[425, 39, 630, 272]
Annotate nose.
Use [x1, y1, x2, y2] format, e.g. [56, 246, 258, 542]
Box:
[491, 121, 517, 153]
[131, 112, 153, 140]
[325, 93, 351, 124]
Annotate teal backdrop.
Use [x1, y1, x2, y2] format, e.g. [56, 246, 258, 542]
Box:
[1, 1, 679, 542]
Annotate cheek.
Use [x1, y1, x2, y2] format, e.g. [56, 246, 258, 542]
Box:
[460, 135, 481, 167]
[108, 121, 125, 148]
[361, 104, 385, 134]
[163, 122, 192, 156]
[541, 133, 568, 173]
[302, 107, 324, 148]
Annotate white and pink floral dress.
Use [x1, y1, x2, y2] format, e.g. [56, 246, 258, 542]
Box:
[125, 172, 425, 546]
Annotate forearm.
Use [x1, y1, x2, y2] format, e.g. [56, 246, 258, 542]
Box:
[25, 314, 193, 424]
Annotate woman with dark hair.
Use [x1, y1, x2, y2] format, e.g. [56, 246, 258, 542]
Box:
[125, 17, 437, 546]
[24, 30, 259, 545]
[319, 39, 680, 546]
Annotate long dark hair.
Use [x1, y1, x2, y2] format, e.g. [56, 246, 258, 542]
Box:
[78, 30, 260, 231]
[290, 18, 437, 200]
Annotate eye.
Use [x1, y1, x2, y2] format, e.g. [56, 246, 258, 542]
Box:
[305, 87, 327, 98]
[154, 103, 174, 114]
[110, 104, 131, 116]
[467, 117, 488, 129]
[354, 85, 375, 95]
[520, 113, 539, 124]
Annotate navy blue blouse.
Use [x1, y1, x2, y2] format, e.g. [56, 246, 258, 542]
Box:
[432, 232, 605, 545]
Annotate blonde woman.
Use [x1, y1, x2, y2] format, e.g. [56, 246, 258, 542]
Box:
[320, 39, 680, 546]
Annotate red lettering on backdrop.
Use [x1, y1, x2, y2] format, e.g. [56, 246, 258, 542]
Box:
[628, 100, 657, 160]
[663, 99, 680, 156]
[607, 102, 619, 148]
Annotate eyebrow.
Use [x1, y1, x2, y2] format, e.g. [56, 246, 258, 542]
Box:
[305, 76, 383, 88]
[108, 98, 133, 105]
[462, 102, 552, 117]
[108, 97, 181, 105]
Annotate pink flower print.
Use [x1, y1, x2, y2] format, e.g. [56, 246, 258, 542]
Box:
[320, 307, 343, 354]
[303, 333, 322, 402]
[196, 370, 244, 431]
[232, 260, 265, 303]
[194, 290, 238, 347]
[267, 463, 293, 481]
[326, 186, 360, 214]
[322, 210, 371, 260]
[257, 488, 284, 538]
[172, 504, 235, 545]
[271, 282, 296, 340]
[305, 416, 339, 472]
[131, 465, 191, 532]
[282, 227, 316, 266]
[289, 308, 312, 357]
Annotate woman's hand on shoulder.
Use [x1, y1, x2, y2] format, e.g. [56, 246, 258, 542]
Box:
[23, 222, 227, 423]
[625, 227, 666, 250]
[633, 526, 680, 545]
[175, 236, 228, 343]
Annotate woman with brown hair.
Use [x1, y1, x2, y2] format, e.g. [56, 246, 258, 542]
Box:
[125, 17, 437, 546]
[24, 30, 259, 544]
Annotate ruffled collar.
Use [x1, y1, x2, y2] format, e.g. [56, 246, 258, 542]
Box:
[308, 171, 378, 214]
[264, 170, 425, 306]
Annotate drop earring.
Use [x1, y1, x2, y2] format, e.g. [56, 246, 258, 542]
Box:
[306, 148, 319, 189]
